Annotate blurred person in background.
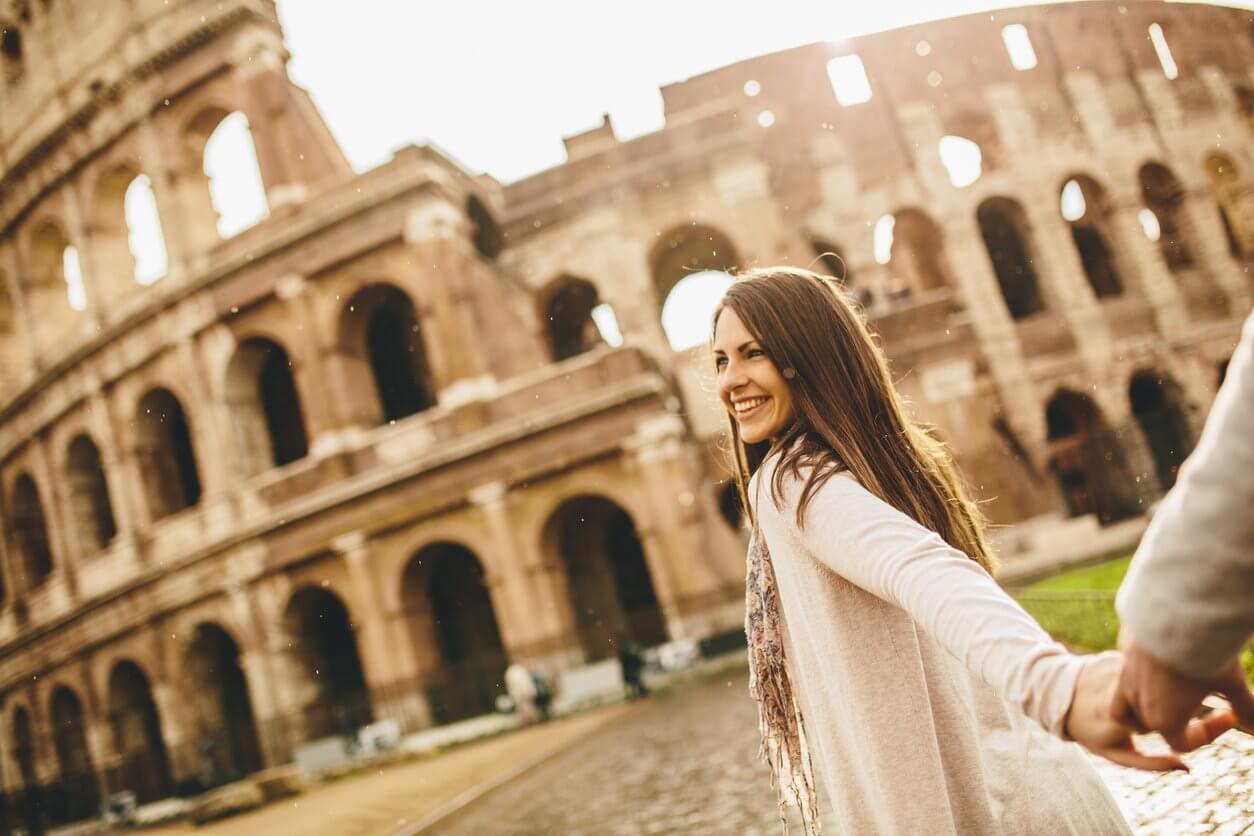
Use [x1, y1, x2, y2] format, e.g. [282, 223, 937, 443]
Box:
[714, 268, 1235, 835]
[1113, 308, 1254, 746]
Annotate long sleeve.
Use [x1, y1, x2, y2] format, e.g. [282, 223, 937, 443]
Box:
[1116, 309, 1254, 678]
[754, 466, 1084, 736]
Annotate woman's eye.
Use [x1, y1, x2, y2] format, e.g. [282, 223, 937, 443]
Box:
[714, 357, 727, 369]
[747, 349, 764, 358]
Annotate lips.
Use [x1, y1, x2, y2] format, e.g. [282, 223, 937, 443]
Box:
[733, 396, 771, 419]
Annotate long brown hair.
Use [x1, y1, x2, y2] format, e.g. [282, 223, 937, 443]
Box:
[714, 267, 995, 573]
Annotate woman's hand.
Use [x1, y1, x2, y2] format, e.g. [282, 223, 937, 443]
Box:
[1064, 651, 1236, 771]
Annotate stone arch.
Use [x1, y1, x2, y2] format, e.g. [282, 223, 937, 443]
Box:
[91, 162, 168, 290]
[0, 21, 22, 84]
[541, 495, 667, 663]
[282, 586, 372, 740]
[107, 659, 172, 804]
[1139, 162, 1195, 271]
[10, 472, 53, 589]
[224, 336, 309, 476]
[400, 542, 508, 724]
[1128, 371, 1194, 492]
[8, 705, 40, 834]
[881, 208, 953, 298]
[650, 223, 740, 351]
[26, 218, 82, 334]
[49, 685, 98, 822]
[182, 622, 263, 785]
[467, 195, 502, 260]
[539, 275, 604, 362]
[182, 105, 270, 240]
[135, 387, 202, 521]
[1204, 151, 1250, 257]
[976, 197, 1045, 319]
[338, 283, 437, 425]
[66, 433, 117, 555]
[1044, 390, 1137, 523]
[1060, 174, 1124, 298]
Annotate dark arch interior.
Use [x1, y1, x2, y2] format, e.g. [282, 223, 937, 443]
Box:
[360, 291, 436, 423]
[404, 544, 509, 723]
[1045, 392, 1136, 523]
[68, 435, 117, 552]
[1139, 164, 1193, 271]
[11, 475, 53, 588]
[136, 389, 202, 520]
[108, 661, 173, 804]
[256, 342, 309, 466]
[285, 588, 372, 739]
[545, 279, 602, 362]
[185, 623, 263, 785]
[467, 195, 503, 260]
[1129, 373, 1192, 491]
[548, 496, 667, 662]
[977, 201, 1043, 319]
[51, 687, 99, 822]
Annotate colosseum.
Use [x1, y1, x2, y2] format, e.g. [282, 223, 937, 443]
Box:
[0, 0, 1251, 828]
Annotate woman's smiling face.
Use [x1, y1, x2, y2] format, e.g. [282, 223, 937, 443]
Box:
[713, 307, 796, 444]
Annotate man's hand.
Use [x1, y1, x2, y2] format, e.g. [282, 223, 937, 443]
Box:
[1066, 652, 1229, 770]
[1109, 633, 1254, 752]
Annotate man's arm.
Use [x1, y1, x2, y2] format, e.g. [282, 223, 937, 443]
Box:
[1116, 308, 1254, 678]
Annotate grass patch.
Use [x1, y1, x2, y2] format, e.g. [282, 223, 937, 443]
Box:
[1014, 555, 1254, 681]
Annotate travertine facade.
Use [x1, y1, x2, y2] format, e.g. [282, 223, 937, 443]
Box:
[0, 0, 1250, 824]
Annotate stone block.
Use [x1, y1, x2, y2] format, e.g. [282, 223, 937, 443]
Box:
[191, 781, 265, 825]
[293, 735, 354, 776]
[554, 659, 624, 715]
[252, 764, 305, 802]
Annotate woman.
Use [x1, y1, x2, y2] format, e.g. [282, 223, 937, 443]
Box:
[712, 268, 1232, 834]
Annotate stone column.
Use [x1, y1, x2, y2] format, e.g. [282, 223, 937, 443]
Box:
[469, 481, 581, 672]
[1, 245, 42, 374]
[332, 532, 397, 721]
[1017, 190, 1115, 370]
[622, 415, 735, 641]
[1182, 188, 1253, 313]
[939, 211, 1049, 458]
[403, 201, 499, 406]
[133, 119, 191, 285]
[30, 435, 79, 602]
[1105, 195, 1189, 339]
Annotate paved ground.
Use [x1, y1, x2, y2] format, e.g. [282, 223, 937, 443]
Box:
[434, 672, 1254, 836]
[134, 669, 1254, 836]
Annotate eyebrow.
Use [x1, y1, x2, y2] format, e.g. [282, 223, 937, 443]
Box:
[712, 340, 758, 356]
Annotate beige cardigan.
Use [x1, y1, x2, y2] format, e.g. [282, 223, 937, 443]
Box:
[751, 459, 1130, 834]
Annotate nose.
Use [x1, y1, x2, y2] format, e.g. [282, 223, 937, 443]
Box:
[718, 357, 748, 401]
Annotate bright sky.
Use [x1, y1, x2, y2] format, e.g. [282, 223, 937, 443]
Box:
[276, 0, 1203, 184]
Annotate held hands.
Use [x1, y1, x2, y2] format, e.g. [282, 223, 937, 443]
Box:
[1110, 634, 1254, 752]
[1064, 651, 1237, 771]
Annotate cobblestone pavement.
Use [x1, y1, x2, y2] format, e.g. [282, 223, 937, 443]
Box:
[435, 673, 1254, 836]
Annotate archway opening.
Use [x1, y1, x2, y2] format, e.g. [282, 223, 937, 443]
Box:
[543, 277, 603, 361]
[650, 224, 739, 351]
[11, 474, 53, 588]
[1045, 391, 1136, 524]
[135, 388, 202, 520]
[879, 209, 952, 300]
[10, 708, 39, 834]
[51, 687, 99, 823]
[284, 587, 372, 740]
[545, 496, 667, 662]
[977, 197, 1044, 319]
[202, 111, 269, 238]
[67, 434, 117, 554]
[184, 623, 263, 786]
[1205, 152, 1249, 258]
[402, 544, 508, 724]
[467, 196, 503, 260]
[340, 285, 436, 424]
[108, 661, 173, 804]
[1129, 372, 1193, 492]
[1060, 176, 1123, 298]
[1138, 163, 1194, 271]
[225, 338, 309, 475]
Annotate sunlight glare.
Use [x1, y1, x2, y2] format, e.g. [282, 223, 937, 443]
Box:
[125, 175, 168, 285]
[938, 136, 982, 188]
[661, 271, 735, 351]
[591, 303, 624, 347]
[874, 215, 896, 265]
[63, 246, 87, 311]
[1001, 24, 1038, 70]
[827, 55, 872, 106]
[205, 112, 270, 238]
[1148, 23, 1178, 80]
[1138, 208, 1162, 242]
[1060, 179, 1087, 222]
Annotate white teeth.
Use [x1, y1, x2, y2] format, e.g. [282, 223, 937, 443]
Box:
[734, 397, 768, 414]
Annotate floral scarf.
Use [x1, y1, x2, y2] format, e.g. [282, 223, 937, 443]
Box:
[746, 523, 821, 835]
